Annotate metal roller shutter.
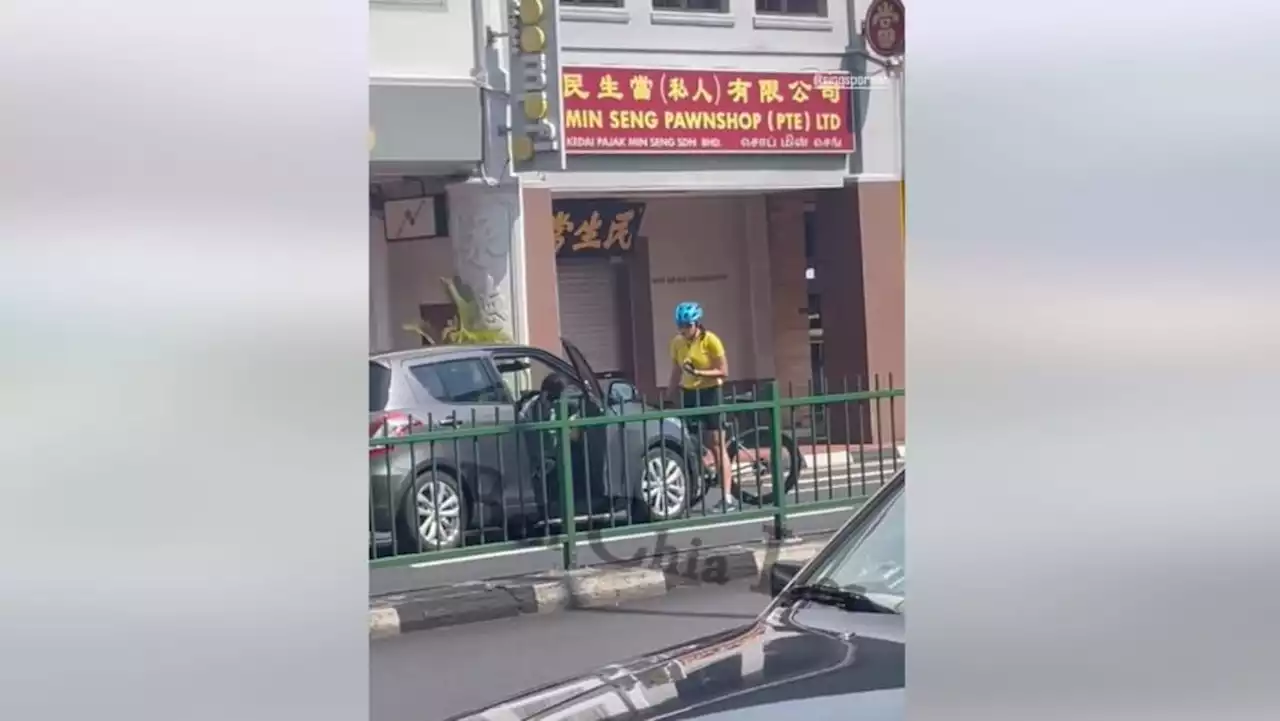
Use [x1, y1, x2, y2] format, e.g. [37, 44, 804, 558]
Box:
[556, 260, 623, 376]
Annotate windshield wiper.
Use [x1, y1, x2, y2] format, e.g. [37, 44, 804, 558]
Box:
[779, 583, 898, 614]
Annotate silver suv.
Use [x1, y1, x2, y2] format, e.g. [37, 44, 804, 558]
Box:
[369, 339, 692, 553]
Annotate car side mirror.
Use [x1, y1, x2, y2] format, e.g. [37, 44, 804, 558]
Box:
[769, 561, 803, 597]
[607, 380, 638, 405]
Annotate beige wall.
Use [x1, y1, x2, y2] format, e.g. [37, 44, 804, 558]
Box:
[370, 212, 455, 352]
[642, 195, 779, 388]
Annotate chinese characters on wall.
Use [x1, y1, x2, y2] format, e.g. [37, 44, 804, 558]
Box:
[559, 67, 854, 154]
[552, 199, 647, 256]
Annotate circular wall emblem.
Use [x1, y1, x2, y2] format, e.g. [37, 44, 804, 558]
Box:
[864, 0, 905, 59]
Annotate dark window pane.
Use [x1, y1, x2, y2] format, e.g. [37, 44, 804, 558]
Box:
[652, 0, 682, 8]
[687, 0, 724, 10]
[407, 363, 448, 402]
[787, 0, 824, 14]
[370, 362, 391, 412]
[424, 359, 508, 404]
[757, 0, 824, 13]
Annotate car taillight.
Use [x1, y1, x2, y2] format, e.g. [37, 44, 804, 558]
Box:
[370, 412, 422, 456]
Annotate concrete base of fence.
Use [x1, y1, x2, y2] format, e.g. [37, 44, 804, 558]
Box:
[369, 535, 830, 640]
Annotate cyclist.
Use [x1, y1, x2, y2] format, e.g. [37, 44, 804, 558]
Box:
[666, 301, 735, 512]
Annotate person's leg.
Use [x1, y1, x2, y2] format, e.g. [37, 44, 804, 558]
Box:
[708, 429, 732, 495]
[701, 387, 735, 510]
[680, 388, 709, 472]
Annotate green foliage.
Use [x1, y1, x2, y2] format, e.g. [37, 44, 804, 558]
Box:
[403, 276, 511, 346]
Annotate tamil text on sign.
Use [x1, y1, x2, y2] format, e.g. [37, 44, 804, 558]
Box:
[560, 67, 854, 155]
[552, 199, 647, 256]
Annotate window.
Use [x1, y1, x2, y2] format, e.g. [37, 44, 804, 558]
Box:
[409, 359, 509, 405]
[494, 355, 585, 404]
[653, 0, 729, 11]
[755, 0, 826, 16]
[370, 362, 392, 412]
[562, 0, 625, 7]
[494, 355, 557, 400]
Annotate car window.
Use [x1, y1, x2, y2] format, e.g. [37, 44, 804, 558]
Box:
[497, 354, 598, 420]
[495, 355, 563, 399]
[805, 481, 905, 604]
[408, 359, 509, 405]
[369, 362, 391, 412]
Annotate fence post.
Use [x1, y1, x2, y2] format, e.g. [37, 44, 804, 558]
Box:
[558, 397, 577, 570]
[768, 380, 787, 541]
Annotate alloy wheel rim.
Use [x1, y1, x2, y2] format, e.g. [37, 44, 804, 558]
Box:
[415, 481, 461, 547]
[643, 456, 686, 518]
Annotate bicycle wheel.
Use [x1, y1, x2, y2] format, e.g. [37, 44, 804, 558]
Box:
[729, 427, 801, 506]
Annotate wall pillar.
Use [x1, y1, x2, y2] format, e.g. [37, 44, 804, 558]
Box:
[765, 192, 814, 424]
[521, 186, 561, 352]
[813, 182, 904, 446]
[369, 213, 393, 352]
[445, 179, 523, 343]
[742, 196, 775, 379]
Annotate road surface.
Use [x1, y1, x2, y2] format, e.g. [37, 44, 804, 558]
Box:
[371, 459, 898, 595]
[370, 577, 773, 721]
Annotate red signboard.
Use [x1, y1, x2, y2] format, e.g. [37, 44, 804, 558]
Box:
[560, 66, 854, 155]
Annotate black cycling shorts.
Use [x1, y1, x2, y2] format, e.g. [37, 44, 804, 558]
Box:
[681, 386, 725, 431]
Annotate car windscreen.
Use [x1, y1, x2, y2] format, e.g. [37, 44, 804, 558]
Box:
[803, 480, 905, 604]
[370, 362, 392, 412]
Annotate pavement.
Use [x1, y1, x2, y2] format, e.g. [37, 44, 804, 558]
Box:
[370, 534, 830, 639]
[370, 449, 901, 596]
[370, 577, 776, 721]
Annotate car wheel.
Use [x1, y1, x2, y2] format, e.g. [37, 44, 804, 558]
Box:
[635, 446, 688, 522]
[398, 471, 467, 551]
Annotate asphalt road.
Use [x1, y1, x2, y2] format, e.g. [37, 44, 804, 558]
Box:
[370, 577, 774, 721]
[370, 462, 897, 595]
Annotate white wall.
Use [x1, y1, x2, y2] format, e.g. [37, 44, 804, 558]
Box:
[850, 0, 903, 181]
[559, 1, 852, 61]
[370, 1, 475, 81]
[369, 212, 456, 352]
[856, 69, 903, 180]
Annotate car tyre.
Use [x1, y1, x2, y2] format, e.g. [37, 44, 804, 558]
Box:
[397, 470, 468, 552]
[632, 445, 689, 523]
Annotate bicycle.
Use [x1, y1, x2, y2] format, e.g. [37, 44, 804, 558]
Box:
[680, 392, 802, 508]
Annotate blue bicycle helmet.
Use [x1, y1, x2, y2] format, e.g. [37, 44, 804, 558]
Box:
[674, 301, 704, 327]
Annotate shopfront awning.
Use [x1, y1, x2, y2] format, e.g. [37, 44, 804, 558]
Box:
[369, 81, 482, 167]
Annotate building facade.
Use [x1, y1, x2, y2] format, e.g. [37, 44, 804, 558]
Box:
[369, 0, 904, 443]
[369, 0, 524, 352]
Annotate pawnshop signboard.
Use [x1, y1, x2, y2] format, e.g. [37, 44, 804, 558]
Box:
[560, 66, 854, 155]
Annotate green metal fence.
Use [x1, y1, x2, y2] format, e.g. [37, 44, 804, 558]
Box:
[369, 379, 903, 569]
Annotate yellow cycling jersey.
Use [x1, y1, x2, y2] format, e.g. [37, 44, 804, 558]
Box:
[671, 330, 726, 390]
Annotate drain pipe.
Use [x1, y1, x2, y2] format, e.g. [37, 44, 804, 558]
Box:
[470, 0, 502, 186]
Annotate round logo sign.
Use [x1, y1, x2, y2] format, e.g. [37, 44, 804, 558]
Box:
[864, 0, 905, 58]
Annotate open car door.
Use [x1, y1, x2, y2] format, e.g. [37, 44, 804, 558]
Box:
[562, 338, 606, 402]
[560, 337, 617, 515]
